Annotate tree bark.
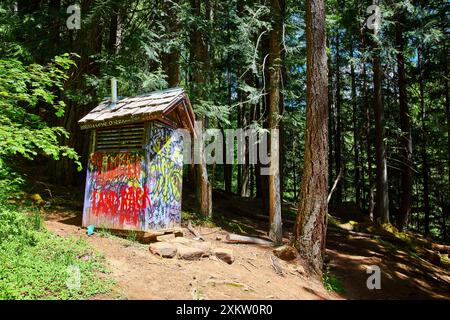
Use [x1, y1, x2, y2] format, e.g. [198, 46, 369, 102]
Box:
[327, 36, 334, 199]
[372, 46, 390, 223]
[361, 32, 375, 218]
[334, 33, 343, 205]
[162, 0, 180, 87]
[223, 7, 233, 195]
[444, 43, 450, 203]
[419, 50, 430, 235]
[293, 0, 328, 274]
[397, 14, 413, 231]
[190, 0, 212, 217]
[267, 0, 283, 244]
[350, 44, 361, 208]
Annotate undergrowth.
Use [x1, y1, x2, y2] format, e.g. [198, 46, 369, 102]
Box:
[322, 266, 346, 294]
[0, 162, 114, 300]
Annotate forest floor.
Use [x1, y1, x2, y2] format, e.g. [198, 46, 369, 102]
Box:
[326, 212, 450, 299]
[33, 182, 450, 300]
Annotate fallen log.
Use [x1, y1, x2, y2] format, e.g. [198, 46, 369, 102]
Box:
[225, 233, 273, 246]
[222, 208, 295, 226]
[431, 243, 450, 254]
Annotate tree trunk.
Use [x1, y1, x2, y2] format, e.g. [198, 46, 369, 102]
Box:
[397, 15, 413, 231]
[350, 44, 361, 208]
[334, 33, 343, 205]
[419, 50, 430, 235]
[241, 107, 250, 197]
[255, 80, 264, 198]
[444, 43, 450, 202]
[361, 29, 375, 218]
[162, 0, 180, 87]
[372, 48, 390, 223]
[190, 0, 212, 217]
[293, 0, 328, 274]
[237, 95, 243, 195]
[267, 0, 283, 244]
[327, 36, 334, 199]
[52, 0, 103, 186]
[223, 10, 233, 195]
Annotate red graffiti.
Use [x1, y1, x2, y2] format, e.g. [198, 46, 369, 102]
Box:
[90, 152, 142, 183]
[89, 152, 150, 227]
[92, 185, 151, 225]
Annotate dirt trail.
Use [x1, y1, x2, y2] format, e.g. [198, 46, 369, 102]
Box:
[45, 214, 337, 300]
[326, 225, 450, 299]
[40, 187, 449, 300]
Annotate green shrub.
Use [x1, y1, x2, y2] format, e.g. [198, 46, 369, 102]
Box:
[0, 207, 114, 300]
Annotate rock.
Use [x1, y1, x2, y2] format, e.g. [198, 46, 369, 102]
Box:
[169, 237, 193, 245]
[293, 265, 306, 276]
[140, 231, 164, 244]
[177, 245, 206, 260]
[213, 248, 235, 264]
[156, 233, 176, 242]
[78, 254, 91, 262]
[149, 242, 177, 258]
[191, 242, 212, 256]
[273, 245, 297, 261]
[30, 193, 45, 206]
[216, 235, 222, 241]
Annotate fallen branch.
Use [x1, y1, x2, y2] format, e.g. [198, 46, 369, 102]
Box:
[35, 181, 53, 198]
[225, 233, 273, 246]
[239, 262, 252, 272]
[431, 243, 450, 254]
[246, 260, 258, 268]
[187, 220, 204, 241]
[270, 255, 284, 276]
[327, 168, 343, 204]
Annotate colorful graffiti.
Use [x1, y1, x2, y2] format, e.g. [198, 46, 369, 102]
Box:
[82, 126, 183, 231]
[83, 152, 150, 229]
[145, 127, 183, 230]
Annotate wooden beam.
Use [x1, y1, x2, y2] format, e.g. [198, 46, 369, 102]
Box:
[225, 233, 273, 246]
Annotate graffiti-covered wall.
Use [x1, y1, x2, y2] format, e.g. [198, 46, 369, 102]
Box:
[145, 126, 183, 230]
[82, 125, 183, 231]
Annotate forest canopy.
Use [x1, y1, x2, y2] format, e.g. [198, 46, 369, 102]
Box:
[0, 0, 448, 275]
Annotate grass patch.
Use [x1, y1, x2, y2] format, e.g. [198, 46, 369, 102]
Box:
[0, 206, 114, 300]
[322, 267, 346, 294]
[126, 230, 139, 242]
[182, 210, 214, 226]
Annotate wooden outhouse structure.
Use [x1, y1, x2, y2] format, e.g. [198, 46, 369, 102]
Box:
[78, 87, 195, 232]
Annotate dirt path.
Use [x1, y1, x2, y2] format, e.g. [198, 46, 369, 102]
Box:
[326, 225, 450, 299]
[40, 187, 449, 300]
[45, 213, 337, 300]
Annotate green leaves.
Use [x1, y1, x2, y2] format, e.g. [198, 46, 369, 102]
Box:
[0, 56, 81, 170]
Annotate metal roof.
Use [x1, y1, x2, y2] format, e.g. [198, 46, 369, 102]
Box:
[78, 87, 195, 133]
